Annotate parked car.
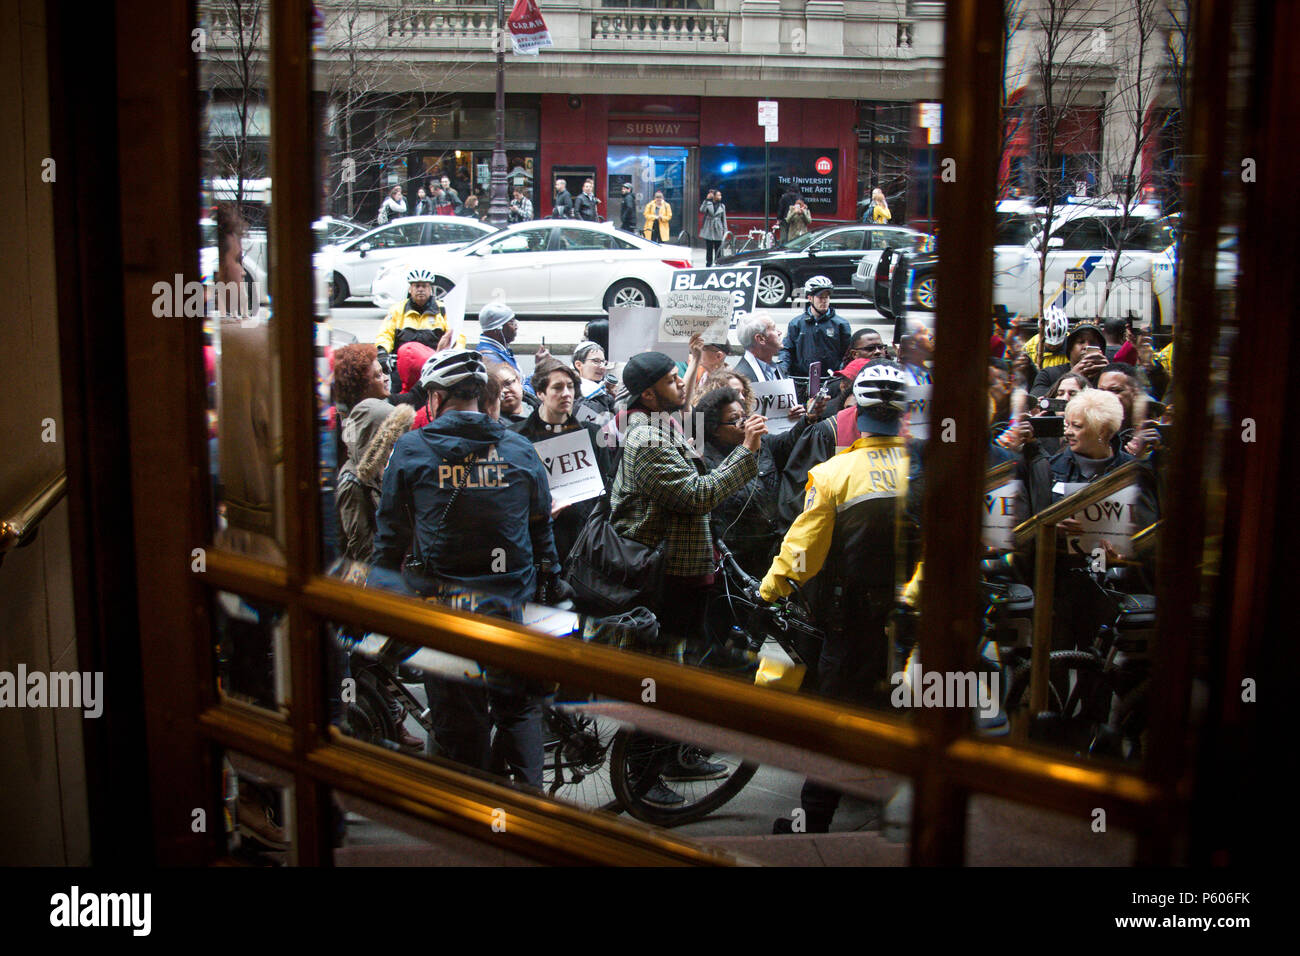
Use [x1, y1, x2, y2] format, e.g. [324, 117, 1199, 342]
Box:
[850, 228, 933, 299]
[200, 217, 268, 305]
[371, 220, 694, 316]
[319, 215, 499, 306]
[314, 216, 367, 249]
[718, 224, 929, 308]
[872, 243, 936, 324]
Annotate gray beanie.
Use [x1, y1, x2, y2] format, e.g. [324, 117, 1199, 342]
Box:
[478, 301, 515, 332]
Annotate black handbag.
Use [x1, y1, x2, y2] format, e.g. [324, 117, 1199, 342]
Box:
[562, 486, 666, 616]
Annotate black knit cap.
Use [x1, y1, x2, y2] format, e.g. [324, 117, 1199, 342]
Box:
[623, 351, 677, 398]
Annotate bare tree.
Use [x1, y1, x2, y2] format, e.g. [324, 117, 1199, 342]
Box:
[1094, 0, 1166, 318]
[199, 0, 267, 220]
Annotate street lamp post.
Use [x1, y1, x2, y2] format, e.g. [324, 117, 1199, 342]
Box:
[488, 0, 509, 226]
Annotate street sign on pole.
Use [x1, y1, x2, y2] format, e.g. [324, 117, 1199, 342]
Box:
[758, 100, 778, 127]
[764, 124, 778, 143]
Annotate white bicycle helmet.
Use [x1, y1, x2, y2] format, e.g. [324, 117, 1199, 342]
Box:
[407, 266, 438, 285]
[853, 360, 909, 436]
[1043, 305, 1070, 347]
[419, 348, 488, 390]
[804, 275, 834, 298]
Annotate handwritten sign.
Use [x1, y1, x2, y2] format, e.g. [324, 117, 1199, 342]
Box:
[667, 266, 761, 328]
[657, 289, 733, 360]
[1055, 482, 1141, 554]
[750, 378, 800, 434]
[906, 382, 931, 440]
[983, 479, 1023, 552]
[532, 429, 604, 508]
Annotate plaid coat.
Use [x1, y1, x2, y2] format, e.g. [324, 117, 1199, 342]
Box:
[610, 409, 758, 576]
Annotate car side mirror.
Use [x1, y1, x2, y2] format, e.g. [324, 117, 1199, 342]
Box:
[1047, 237, 1064, 249]
[358, 241, 372, 257]
[475, 246, 492, 256]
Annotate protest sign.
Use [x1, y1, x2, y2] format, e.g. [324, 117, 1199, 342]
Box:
[608, 305, 662, 363]
[906, 382, 931, 440]
[982, 479, 1023, 552]
[532, 429, 604, 508]
[750, 378, 800, 434]
[667, 266, 761, 328]
[657, 289, 733, 361]
[1054, 482, 1141, 554]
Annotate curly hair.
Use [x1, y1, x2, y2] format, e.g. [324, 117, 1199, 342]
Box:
[696, 367, 755, 414]
[333, 343, 379, 409]
[693, 386, 743, 445]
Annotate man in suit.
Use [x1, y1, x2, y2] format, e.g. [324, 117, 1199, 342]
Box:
[733, 311, 786, 383]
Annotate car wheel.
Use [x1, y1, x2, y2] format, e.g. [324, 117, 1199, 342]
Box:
[330, 273, 349, 308]
[914, 275, 936, 310]
[756, 271, 790, 307]
[431, 278, 453, 302]
[604, 279, 656, 310]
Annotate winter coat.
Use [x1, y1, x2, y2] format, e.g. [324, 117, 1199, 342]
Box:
[779, 305, 853, 381]
[374, 298, 466, 356]
[337, 400, 414, 563]
[510, 409, 615, 564]
[643, 200, 672, 242]
[701, 416, 809, 578]
[372, 410, 559, 604]
[620, 192, 637, 231]
[574, 192, 600, 222]
[552, 188, 574, 219]
[698, 200, 727, 242]
[785, 204, 812, 240]
[378, 196, 407, 224]
[414, 198, 434, 217]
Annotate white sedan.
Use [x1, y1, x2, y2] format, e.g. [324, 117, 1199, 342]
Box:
[320, 215, 498, 306]
[371, 220, 695, 315]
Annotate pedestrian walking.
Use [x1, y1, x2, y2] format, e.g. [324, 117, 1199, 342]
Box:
[699, 189, 728, 266]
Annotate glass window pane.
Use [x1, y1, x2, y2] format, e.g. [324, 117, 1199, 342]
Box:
[222, 750, 295, 865]
[214, 590, 287, 715]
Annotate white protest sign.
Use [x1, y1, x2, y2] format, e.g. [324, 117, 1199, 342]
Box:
[982, 479, 1023, 552]
[906, 382, 931, 440]
[608, 305, 662, 363]
[750, 378, 800, 434]
[1054, 481, 1141, 554]
[657, 289, 733, 361]
[667, 266, 761, 328]
[441, 280, 468, 343]
[533, 429, 604, 508]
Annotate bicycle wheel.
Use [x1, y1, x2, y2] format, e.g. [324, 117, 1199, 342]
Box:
[346, 669, 399, 748]
[609, 730, 758, 827]
[1005, 651, 1126, 757]
[541, 708, 622, 813]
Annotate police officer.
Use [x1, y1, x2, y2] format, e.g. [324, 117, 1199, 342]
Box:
[779, 275, 853, 398]
[762, 361, 917, 834]
[370, 348, 560, 787]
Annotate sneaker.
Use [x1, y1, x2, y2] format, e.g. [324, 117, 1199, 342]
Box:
[641, 779, 686, 807]
[661, 748, 728, 781]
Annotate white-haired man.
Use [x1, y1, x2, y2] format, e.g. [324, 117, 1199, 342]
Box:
[734, 311, 786, 383]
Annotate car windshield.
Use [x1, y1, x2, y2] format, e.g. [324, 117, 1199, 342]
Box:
[995, 213, 1036, 246]
[782, 230, 823, 251]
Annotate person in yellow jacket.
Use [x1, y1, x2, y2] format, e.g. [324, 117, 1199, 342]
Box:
[764, 361, 917, 835]
[643, 191, 672, 243]
[373, 267, 467, 389]
[1020, 304, 1072, 372]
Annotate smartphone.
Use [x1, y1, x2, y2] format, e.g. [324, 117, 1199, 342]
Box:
[1037, 397, 1069, 414]
[807, 361, 822, 400]
[1029, 415, 1065, 438]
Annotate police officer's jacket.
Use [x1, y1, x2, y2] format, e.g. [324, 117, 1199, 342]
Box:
[779, 305, 853, 379]
[372, 410, 559, 604]
[761, 434, 914, 619]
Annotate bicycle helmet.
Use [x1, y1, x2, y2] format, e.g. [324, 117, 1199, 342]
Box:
[418, 348, 488, 390]
[406, 266, 437, 285]
[1043, 305, 1069, 347]
[853, 360, 909, 436]
[804, 275, 834, 298]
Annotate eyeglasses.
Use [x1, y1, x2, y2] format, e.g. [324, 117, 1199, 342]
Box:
[852, 344, 886, 355]
[722, 416, 748, 427]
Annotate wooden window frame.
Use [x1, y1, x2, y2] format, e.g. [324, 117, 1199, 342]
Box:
[111, 0, 1235, 865]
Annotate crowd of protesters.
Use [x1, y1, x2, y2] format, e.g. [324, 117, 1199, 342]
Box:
[209, 198, 1172, 834]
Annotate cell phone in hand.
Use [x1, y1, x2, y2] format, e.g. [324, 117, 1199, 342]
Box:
[1029, 415, 1065, 438]
[807, 361, 822, 400]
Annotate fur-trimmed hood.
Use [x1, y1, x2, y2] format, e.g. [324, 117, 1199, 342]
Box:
[340, 401, 414, 487]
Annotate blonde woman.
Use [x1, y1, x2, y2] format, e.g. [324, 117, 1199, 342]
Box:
[869, 187, 891, 224]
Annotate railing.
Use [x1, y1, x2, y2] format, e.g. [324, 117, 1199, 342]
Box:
[0, 473, 68, 563]
[591, 12, 730, 42]
[387, 7, 499, 40]
[1011, 461, 1148, 715]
